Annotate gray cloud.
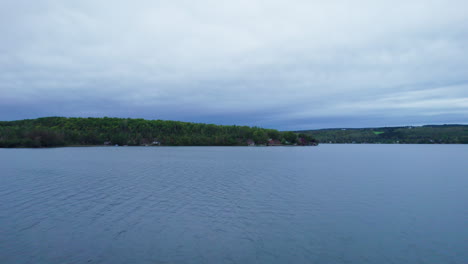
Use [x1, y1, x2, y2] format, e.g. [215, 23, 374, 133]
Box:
[1, 0, 467, 129]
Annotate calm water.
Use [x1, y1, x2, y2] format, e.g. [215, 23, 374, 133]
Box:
[0, 145, 467, 264]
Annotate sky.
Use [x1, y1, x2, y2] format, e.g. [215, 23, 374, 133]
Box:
[1, 0, 467, 130]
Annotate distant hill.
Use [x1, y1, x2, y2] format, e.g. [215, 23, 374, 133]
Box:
[296, 125, 468, 144]
[0, 117, 317, 148]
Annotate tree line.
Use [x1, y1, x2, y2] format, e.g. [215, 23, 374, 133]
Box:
[297, 125, 468, 144]
[0, 117, 317, 148]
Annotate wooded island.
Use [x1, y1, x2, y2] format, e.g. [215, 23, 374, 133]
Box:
[0, 117, 317, 148]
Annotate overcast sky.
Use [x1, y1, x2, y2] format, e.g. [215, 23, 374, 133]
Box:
[1, 0, 467, 130]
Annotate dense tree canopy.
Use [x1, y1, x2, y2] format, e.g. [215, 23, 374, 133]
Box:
[0, 117, 317, 148]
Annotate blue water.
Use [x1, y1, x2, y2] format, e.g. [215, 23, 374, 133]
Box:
[0, 145, 467, 264]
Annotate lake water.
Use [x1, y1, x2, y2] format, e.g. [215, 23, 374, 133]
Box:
[0, 145, 467, 264]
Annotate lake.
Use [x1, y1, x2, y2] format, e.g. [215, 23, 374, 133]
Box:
[0, 145, 467, 264]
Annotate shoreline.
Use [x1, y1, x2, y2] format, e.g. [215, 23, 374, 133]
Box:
[0, 144, 320, 149]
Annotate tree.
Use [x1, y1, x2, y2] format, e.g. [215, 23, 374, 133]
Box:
[282, 131, 297, 144]
[253, 130, 268, 145]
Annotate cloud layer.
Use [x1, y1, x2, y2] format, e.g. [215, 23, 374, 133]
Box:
[1, 0, 467, 129]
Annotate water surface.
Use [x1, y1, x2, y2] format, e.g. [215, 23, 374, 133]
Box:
[1, 145, 467, 263]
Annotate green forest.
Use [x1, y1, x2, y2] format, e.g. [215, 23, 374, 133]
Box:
[0, 117, 317, 148]
[298, 125, 468, 144]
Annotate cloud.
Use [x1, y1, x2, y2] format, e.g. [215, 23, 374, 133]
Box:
[1, 0, 467, 129]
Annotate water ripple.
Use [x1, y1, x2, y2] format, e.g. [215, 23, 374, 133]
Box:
[1, 145, 467, 264]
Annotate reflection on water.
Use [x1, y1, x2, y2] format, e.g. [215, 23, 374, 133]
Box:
[0, 145, 467, 264]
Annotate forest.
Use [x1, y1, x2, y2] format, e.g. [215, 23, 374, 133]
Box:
[0, 117, 317, 148]
[298, 125, 468, 144]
